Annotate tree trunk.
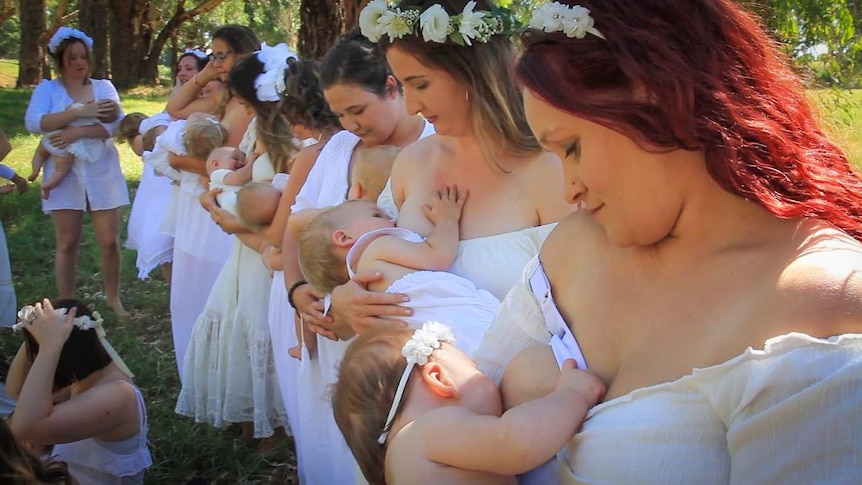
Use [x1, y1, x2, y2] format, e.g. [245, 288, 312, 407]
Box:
[79, 0, 110, 79]
[298, 0, 344, 60]
[0, 0, 16, 27]
[342, 0, 370, 33]
[108, 0, 152, 88]
[139, 0, 227, 85]
[17, 0, 46, 87]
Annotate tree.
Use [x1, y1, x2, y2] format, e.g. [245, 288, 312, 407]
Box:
[0, 0, 16, 26]
[78, 0, 109, 78]
[297, 0, 343, 59]
[17, 0, 45, 87]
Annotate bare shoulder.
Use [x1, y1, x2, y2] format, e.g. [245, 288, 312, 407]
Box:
[776, 224, 862, 332]
[294, 143, 322, 166]
[540, 210, 605, 264]
[393, 134, 445, 170]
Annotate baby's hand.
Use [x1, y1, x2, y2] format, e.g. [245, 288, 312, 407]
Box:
[556, 359, 605, 408]
[423, 185, 468, 225]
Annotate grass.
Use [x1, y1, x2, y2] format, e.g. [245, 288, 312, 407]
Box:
[0, 85, 297, 484]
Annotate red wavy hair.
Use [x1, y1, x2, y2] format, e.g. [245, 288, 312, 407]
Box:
[517, 0, 862, 241]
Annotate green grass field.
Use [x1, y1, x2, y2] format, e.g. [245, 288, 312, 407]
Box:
[0, 61, 860, 484]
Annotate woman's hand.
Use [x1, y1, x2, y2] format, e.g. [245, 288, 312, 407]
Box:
[95, 99, 120, 123]
[27, 299, 76, 353]
[210, 206, 241, 234]
[308, 271, 413, 339]
[49, 126, 83, 149]
[292, 284, 337, 339]
[196, 61, 220, 85]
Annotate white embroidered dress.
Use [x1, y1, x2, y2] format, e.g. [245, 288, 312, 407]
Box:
[175, 131, 287, 438]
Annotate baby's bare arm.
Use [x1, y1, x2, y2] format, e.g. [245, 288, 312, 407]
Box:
[423, 360, 604, 475]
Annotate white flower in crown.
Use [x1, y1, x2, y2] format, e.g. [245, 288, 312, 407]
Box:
[359, 0, 390, 42]
[458, 1, 486, 46]
[17, 305, 36, 324]
[379, 8, 417, 41]
[530, 2, 604, 40]
[401, 321, 456, 366]
[48, 27, 94, 55]
[420, 4, 450, 43]
[254, 42, 298, 102]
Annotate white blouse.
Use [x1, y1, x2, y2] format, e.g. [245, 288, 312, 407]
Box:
[24, 78, 129, 212]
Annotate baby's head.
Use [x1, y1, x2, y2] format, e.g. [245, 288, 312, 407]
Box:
[182, 118, 228, 160]
[332, 323, 499, 485]
[117, 112, 147, 145]
[205, 146, 244, 175]
[141, 125, 167, 153]
[298, 200, 395, 294]
[201, 78, 225, 98]
[237, 182, 281, 231]
[348, 145, 400, 202]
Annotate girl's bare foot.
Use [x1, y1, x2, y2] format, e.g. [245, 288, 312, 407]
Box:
[107, 299, 130, 318]
[287, 345, 302, 360]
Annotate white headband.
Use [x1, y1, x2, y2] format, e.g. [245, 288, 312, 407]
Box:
[48, 27, 94, 55]
[529, 2, 605, 40]
[378, 321, 456, 444]
[182, 48, 208, 60]
[254, 42, 298, 102]
[14, 304, 135, 378]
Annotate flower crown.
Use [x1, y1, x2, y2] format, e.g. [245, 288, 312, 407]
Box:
[183, 48, 208, 60]
[48, 27, 94, 55]
[529, 2, 604, 40]
[254, 42, 298, 102]
[13, 305, 103, 332]
[378, 321, 456, 444]
[360, 0, 521, 46]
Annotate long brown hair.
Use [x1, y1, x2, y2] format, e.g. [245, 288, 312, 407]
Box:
[0, 419, 73, 484]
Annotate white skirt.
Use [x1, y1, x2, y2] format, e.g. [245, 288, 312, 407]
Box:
[126, 163, 174, 279]
[268, 271, 299, 437]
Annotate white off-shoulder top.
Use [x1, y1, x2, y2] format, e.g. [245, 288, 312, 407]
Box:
[475, 257, 862, 484]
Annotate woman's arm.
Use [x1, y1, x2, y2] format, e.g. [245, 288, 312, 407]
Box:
[166, 62, 220, 120]
[262, 144, 321, 248]
[168, 152, 207, 175]
[5, 343, 31, 400]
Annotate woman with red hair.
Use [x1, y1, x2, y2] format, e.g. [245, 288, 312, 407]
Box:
[475, 0, 862, 482]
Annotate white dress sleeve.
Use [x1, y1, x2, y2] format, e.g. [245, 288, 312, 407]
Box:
[291, 153, 326, 212]
[692, 333, 862, 484]
[209, 168, 233, 188]
[24, 80, 54, 134]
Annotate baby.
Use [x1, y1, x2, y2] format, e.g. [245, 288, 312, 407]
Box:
[348, 145, 399, 202]
[116, 112, 148, 156]
[205, 146, 251, 217]
[28, 101, 110, 199]
[332, 322, 605, 485]
[237, 182, 282, 231]
[298, 186, 498, 357]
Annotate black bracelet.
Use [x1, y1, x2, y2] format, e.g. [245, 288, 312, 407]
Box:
[287, 279, 308, 310]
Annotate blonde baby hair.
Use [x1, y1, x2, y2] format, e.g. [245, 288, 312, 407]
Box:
[182, 119, 228, 159]
[237, 182, 281, 231]
[297, 203, 360, 294]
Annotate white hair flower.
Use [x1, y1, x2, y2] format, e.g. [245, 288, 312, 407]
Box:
[359, 1, 520, 46]
[48, 27, 94, 55]
[254, 42, 298, 102]
[458, 1, 486, 46]
[359, 0, 390, 42]
[530, 2, 605, 40]
[420, 5, 451, 44]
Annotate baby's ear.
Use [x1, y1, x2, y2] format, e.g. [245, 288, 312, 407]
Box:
[420, 362, 459, 400]
[331, 229, 354, 247]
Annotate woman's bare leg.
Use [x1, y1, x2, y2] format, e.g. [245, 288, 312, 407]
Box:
[52, 210, 84, 299]
[90, 207, 128, 316]
[160, 262, 172, 285]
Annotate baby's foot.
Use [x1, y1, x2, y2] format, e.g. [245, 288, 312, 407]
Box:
[287, 345, 302, 361]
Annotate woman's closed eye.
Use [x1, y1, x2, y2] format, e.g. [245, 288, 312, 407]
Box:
[564, 139, 581, 159]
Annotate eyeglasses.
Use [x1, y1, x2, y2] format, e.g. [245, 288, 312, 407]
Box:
[211, 50, 233, 63]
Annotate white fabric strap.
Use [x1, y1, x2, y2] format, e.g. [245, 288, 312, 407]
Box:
[528, 260, 588, 370]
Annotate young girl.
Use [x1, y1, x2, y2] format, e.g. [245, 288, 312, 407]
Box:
[332, 322, 605, 485]
[6, 298, 152, 484]
[298, 187, 496, 357]
[28, 100, 112, 199]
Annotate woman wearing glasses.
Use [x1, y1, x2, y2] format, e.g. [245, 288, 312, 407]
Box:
[163, 24, 260, 381]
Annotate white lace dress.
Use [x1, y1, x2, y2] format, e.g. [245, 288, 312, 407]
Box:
[175, 146, 287, 439]
[124, 114, 176, 279]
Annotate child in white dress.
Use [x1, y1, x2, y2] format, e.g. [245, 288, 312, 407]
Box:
[298, 187, 496, 357]
[332, 321, 604, 485]
[28, 101, 106, 199]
